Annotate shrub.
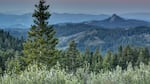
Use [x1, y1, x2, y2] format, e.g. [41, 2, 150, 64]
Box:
[0, 63, 150, 84]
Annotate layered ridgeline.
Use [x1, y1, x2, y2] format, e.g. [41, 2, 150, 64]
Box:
[82, 14, 150, 28]
[0, 13, 109, 28]
[5, 15, 150, 52]
[1, 12, 150, 28]
[55, 25, 150, 52]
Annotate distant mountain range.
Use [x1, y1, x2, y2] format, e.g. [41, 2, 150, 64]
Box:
[54, 23, 150, 52]
[0, 13, 109, 28]
[121, 12, 150, 22]
[0, 13, 32, 28]
[50, 13, 109, 24]
[1, 12, 150, 28]
[83, 14, 150, 29]
[4, 23, 150, 53]
[1, 13, 150, 52]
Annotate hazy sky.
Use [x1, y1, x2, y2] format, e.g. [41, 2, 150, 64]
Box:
[0, 0, 150, 15]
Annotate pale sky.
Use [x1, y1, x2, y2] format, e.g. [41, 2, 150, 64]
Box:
[0, 0, 150, 14]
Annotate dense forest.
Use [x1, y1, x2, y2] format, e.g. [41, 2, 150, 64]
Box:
[0, 30, 23, 50]
[0, 0, 150, 84]
[0, 30, 23, 73]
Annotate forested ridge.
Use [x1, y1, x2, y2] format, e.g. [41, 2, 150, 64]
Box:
[5, 24, 150, 52]
[0, 29, 23, 50]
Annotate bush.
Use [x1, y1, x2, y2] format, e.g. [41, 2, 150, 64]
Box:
[0, 63, 150, 84]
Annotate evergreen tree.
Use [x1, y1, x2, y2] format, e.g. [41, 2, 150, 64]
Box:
[92, 48, 103, 72]
[83, 48, 91, 63]
[0, 56, 4, 74]
[137, 48, 150, 64]
[5, 57, 21, 74]
[103, 50, 113, 70]
[64, 40, 81, 71]
[112, 54, 118, 69]
[121, 45, 133, 69]
[23, 0, 58, 67]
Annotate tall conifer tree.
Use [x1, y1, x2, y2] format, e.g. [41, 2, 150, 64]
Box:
[64, 40, 81, 71]
[92, 48, 103, 72]
[23, 0, 58, 66]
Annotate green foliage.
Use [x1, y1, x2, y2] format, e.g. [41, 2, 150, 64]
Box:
[103, 50, 113, 70]
[138, 48, 149, 64]
[83, 48, 91, 63]
[0, 29, 23, 74]
[116, 46, 150, 69]
[23, 0, 58, 67]
[5, 57, 22, 74]
[56, 44, 150, 73]
[91, 48, 103, 72]
[0, 49, 22, 74]
[0, 63, 150, 84]
[80, 45, 150, 72]
[60, 40, 83, 71]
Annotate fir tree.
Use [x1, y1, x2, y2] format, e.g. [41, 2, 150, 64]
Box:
[64, 40, 81, 71]
[23, 0, 58, 67]
[138, 48, 150, 64]
[83, 48, 91, 63]
[103, 50, 112, 70]
[122, 45, 134, 69]
[92, 48, 103, 72]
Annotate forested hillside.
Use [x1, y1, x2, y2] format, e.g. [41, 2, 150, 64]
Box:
[55, 24, 150, 52]
[5, 25, 150, 52]
[0, 29, 23, 50]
